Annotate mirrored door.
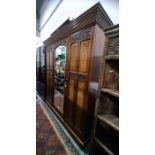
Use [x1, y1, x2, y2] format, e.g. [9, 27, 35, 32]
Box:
[54, 45, 66, 114]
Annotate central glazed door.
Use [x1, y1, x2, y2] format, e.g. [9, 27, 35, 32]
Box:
[64, 28, 93, 140]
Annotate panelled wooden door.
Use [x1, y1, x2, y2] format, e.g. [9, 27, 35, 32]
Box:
[64, 28, 92, 138]
[46, 48, 54, 105]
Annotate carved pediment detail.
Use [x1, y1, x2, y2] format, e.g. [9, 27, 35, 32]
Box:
[71, 28, 92, 43]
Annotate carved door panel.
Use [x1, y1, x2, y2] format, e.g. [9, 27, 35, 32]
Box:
[64, 28, 92, 136]
[74, 81, 87, 131]
[64, 42, 79, 125]
[46, 48, 54, 105]
[65, 78, 75, 123]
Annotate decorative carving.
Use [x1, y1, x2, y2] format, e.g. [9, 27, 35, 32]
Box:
[46, 45, 53, 52]
[46, 40, 66, 52]
[77, 74, 87, 81]
[107, 37, 119, 55]
[104, 25, 119, 55]
[55, 40, 66, 48]
[69, 72, 87, 81]
[71, 28, 92, 43]
[69, 72, 77, 79]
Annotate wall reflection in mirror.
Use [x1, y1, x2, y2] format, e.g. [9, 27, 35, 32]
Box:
[54, 45, 66, 114]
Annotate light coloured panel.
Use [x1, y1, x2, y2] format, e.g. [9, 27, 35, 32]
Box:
[79, 40, 90, 73]
[75, 81, 85, 129]
[68, 79, 74, 102]
[70, 43, 78, 71]
[76, 82, 85, 108]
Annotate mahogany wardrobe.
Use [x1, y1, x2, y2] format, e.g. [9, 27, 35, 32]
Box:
[44, 3, 113, 148]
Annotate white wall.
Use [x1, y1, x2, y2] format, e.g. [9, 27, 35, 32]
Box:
[39, 0, 61, 29]
[36, 0, 119, 47]
[36, 36, 43, 47]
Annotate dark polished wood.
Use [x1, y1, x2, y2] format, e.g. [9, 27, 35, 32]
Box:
[43, 3, 114, 148]
[36, 46, 46, 100]
[91, 24, 119, 154]
[64, 27, 93, 142]
[44, 2, 113, 46]
[97, 114, 119, 131]
[45, 46, 54, 105]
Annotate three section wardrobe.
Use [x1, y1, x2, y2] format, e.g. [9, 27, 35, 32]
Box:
[44, 3, 113, 148]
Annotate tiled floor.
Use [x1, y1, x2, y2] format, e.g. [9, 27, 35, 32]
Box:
[36, 95, 88, 155]
[36, 100, 68, 155]
[54, 91, 64, 114]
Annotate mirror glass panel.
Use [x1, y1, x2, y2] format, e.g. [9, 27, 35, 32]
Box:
[54, 45, 66, 114]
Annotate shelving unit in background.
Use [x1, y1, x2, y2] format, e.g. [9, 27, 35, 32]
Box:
[91, 24, 119, 155]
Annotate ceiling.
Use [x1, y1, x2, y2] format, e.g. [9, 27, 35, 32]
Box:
[36, 0, 62, 36]
[36, 0, 44, 18]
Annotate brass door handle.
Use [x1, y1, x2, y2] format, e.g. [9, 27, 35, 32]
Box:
[64, 79, 69, 87]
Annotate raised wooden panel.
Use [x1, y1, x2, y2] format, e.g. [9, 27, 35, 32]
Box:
[65, 79, 75, 121]
[68, 79, 74, 102]
[70, 43, 78, 71]
[76, 82, 85, 108]
[79, 40, 90, 73]
[75, 81, 86, 130]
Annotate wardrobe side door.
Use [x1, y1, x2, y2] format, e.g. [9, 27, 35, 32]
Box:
[73, 39, 91, 133]
[64, 28, 93, 137]
[64, 42, 78, 125]
[46, 48, 54, 105]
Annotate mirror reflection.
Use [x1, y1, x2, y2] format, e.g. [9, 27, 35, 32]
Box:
[54, 45, 66, 114]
